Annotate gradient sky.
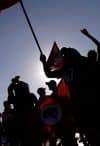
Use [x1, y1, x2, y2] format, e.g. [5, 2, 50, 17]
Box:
[0, 0, 100, 112]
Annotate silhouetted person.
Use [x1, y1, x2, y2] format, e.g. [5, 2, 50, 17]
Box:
[37, 87, 47, 103]
[45, 80, 59, 146]
[8, 75, 38, 111]
[40, 47, 85, 100]
[45, 80, 77, 146]
[8, 76, 39, 146]
[40, 48, 83, 112]
[40, 47, 91, 146]
[80, 28, 98, 146]
[81, 28, 100, 62]
[2, 100, 15, 146]
[37, 87, 53, 146]
[87, 50, 97, 64]
[80, 29, 98, 105]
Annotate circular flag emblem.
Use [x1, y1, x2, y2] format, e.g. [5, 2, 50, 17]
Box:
[40, 103, 62, 125]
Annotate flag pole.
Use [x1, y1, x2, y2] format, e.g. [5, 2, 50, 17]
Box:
[19, 0, 43, 54]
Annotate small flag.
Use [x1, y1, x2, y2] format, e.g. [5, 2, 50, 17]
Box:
[0, 0, 19, 12]
[47, 41, 64, 71]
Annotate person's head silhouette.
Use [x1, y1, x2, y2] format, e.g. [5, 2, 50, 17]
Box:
[87, 50, 97, 63]
[60, 47, 81, 67]
[46, 80, 57, 93]
[37, 87, 45, 96]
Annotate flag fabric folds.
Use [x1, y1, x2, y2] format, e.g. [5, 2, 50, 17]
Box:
[57, 79, 70, 98]
[0, 0, 19, 12]
[47, 41, 64, 71]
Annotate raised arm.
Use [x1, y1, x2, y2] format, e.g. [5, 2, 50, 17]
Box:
[81, 28, 100, 46]
[81, 28, 100, 61]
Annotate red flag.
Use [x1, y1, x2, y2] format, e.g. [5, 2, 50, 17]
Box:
[57, 79, 70, 98]
[0, 0, 19, 12]
[39, 97, 54, 111]
[47, 41, 64, 71]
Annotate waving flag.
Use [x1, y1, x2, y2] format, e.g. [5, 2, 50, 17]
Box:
[0, 0, 19, 12]
[47, 41, 64, 71]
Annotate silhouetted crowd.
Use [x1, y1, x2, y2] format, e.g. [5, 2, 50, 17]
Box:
[0, 29, 97, 146]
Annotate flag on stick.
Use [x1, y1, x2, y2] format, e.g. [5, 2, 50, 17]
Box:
[47, 41, 64, 71]
[0, 0, 43, 54]
[0, 0, 19, 12]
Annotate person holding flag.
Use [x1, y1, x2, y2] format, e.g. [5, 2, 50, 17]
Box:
[40, 43, 81, 146]
[40, 44, 83, 101]
[40, 43, 89, 145]
[40, 34, 98, 146]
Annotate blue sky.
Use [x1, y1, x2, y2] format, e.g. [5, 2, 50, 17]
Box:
[0, 0, 100, 112]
